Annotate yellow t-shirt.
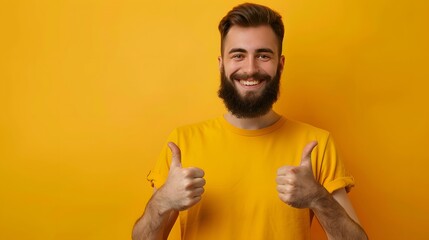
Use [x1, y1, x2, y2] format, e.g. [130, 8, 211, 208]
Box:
[147, 116, 354, 240]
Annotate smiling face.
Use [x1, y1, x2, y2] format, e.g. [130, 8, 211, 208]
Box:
[218, 25, 285, 118]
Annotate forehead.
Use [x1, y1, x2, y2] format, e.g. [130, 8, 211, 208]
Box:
[223, 25, 279, 55]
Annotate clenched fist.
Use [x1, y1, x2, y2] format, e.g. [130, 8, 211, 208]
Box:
[276, 141, 327, 209]
[158, 142, 206, 212]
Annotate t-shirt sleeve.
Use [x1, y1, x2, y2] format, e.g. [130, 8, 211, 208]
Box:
[146, 129, 178, 189]
[316, 134, 355, 193]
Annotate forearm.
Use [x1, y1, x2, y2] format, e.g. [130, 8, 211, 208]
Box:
[132, 191, 178, 240]
[311, 189, 368, 240]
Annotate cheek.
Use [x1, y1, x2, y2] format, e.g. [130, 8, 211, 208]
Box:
[262, 62, 279, 76]
[223, 66, 240, 79]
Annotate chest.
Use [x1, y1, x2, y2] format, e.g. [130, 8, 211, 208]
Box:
[180, 135, 303, 200]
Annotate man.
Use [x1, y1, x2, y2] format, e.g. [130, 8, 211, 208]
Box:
[133, 3, 367, 240]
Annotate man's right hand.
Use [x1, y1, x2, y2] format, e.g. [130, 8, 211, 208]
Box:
[157, 142, 206, 213]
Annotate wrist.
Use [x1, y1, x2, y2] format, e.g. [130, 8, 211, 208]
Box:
[309, 185, 331, 210]
[151, 188, 174, 216]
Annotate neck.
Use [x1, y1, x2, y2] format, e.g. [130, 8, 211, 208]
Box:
[224, 110, 281, 130]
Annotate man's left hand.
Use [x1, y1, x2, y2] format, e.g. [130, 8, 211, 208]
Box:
[276, 141, 328, 208]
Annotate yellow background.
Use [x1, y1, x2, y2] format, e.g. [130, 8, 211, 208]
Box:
[1, 0, 428, 239]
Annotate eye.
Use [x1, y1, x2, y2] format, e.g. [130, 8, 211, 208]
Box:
[231, 54, 244, 60]
[257, 54, 271, 61]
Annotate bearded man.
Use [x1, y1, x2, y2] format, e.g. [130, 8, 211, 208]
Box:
[132, 3, 368, 240]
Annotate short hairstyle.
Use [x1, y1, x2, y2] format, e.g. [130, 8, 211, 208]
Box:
[218, 3, 284, 56]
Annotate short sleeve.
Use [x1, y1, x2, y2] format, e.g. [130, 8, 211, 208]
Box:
[317, 135, 355, 193]
[146, 129, 178, 189]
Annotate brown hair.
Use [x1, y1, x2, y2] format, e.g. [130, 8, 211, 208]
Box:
[218, 3, 284, 56]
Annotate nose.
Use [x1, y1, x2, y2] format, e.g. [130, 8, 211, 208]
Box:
[242, 57, 258, 77]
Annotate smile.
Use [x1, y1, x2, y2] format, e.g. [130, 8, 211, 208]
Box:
[239, 79, 261, 86]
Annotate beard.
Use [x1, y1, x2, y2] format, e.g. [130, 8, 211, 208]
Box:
[218, 65, 281, 118]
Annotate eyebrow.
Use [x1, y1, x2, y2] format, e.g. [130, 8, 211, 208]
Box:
[228, 48, 247, 54]
[256, 48, 274, 54]
[228, 48, 274, 54]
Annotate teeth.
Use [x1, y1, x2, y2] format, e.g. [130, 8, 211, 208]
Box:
[240, 80, 260, 86]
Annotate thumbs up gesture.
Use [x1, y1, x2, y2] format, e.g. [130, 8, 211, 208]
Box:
[276, 141, 326, 208]
[158, 142, 206, 211]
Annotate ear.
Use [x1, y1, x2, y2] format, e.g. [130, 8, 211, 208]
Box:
[279, 55, 285, 73]
[218, 56, 223, 72]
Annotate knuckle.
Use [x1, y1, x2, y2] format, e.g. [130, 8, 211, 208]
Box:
[286, 184, 295, 192]
[182, 179, 192, 189]
[182, 168, 191, 176]
[279, 194, 288, 203]
[182, 199, 192, 208]
[193, 196, 202, 203]
[199, 178, 206, 187]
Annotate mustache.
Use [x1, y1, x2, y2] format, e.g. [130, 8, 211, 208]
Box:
[230, 72, 272, 81]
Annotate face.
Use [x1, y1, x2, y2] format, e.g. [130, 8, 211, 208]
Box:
[218, 25, 285, 118]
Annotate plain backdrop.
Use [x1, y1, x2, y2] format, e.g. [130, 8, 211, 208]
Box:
[1, 0, 428, 239]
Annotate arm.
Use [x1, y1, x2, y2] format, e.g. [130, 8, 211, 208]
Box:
[276, 141, 367, 240]
[311, 187, 367, 240]
[132, 188, 179, 240]
[132, 142, 206, 240]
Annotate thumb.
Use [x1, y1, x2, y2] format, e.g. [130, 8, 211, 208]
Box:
[300, 141, 318, 168]
[168, 142, 182, 169]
